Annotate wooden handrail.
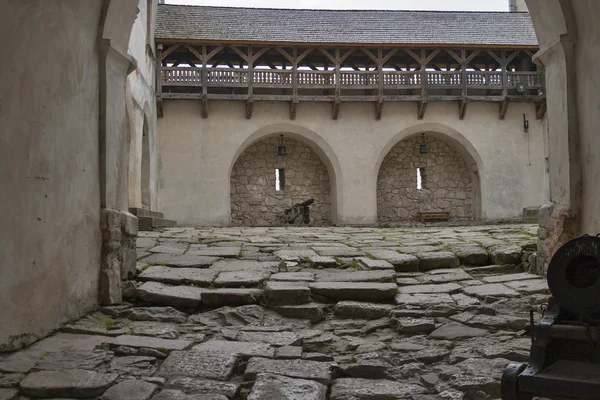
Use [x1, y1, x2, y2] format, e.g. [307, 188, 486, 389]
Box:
[160, 66, 544, 92]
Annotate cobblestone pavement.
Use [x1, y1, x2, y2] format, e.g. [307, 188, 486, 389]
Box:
[0, 225, 550, 400]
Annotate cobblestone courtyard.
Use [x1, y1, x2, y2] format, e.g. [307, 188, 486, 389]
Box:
[0, 225, 549, 400]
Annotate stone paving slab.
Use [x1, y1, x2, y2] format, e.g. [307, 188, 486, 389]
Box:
[265, 281, 311, 305]
[482, 272, 542, 284]
[248, 373, 327, 400]
[152, 389, 228, 399]
[20, 370, 118, 398]
[398, 282, 463, 294]
[209, 260, 279, 273]
[138, 282, 205, 308]
[461, 283, 520, 299]
[315, 270, 395, 283]
[309, 282, 398, 301]
[140, 254, 220, 268]
[187, 247, 241, 258]
[270, 272, 315, 282]
[138, 267, 218, 286]
[274, 249, 318, 261]
[415, 252, 460, 271]
[165, 378, 239, 398]
[213, 271, 271, 288]
[355, 257, 394, 270]
[192, 340, 275, 359]
[415, 269, 473, 284]
[330, 378, 426, 400]
[107, 335, 192, 350]
[201, 288, 263, 307]
[157, 350, 238, 381]
[244, 358, 332, 385]
[504, 278, 549, 294]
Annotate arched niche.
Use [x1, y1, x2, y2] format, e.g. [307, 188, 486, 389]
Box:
[229, 123, 343, 225]
[374, 123, 483, 222]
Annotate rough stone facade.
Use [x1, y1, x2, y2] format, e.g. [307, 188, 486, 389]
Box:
[231, 137, 331, 226]
[377, 136, 473, 223]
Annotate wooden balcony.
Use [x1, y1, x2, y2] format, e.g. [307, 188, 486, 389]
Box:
[161, 67, 543, 97]
[155, 43, 546, 120]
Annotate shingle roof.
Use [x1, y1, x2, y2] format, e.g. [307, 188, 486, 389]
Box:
[156, 5, 538, 47]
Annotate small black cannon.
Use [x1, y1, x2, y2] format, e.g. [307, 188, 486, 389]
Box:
[279, 198, 314, 226]
[501, 234, 600, 400]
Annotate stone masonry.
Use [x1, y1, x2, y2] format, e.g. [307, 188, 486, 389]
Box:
[231, 137, 331, 226]
[378, 136, 473, 223]
[0, 224, 548, 400]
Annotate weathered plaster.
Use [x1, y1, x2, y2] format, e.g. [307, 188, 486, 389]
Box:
[0, 0, 138, 351]
[157, 100, 546, 226]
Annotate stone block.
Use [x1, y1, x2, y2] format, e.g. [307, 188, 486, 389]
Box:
[316, 270, 395, 283]
[309, 282, 398, 301]
[142, 253, 219, 268]
[356, 257, 394, 270]
[193, 340, 274, 360]
[201, 288, 263, 307]
[462, 283, 520, 299]
[100, 379, 157, 400]
[99, 267, 122, 305]
[270, 272, 315, 282]
[137, 281, 204, 308]
[138, 267, 218, 286]
[415, 252, 460, 271]
[272, 304, 324, 322]
[157, 349, 238, 381]
[247, 373, 327, 400]
[265, 281, 311, 305]
[108, 335, 192, 350]
[334, 301, 393, 320]
[399, 282, 462, 294]
[330, 378, 426, 400]
[121, 211, 139, 236]
[165, 378, 239, 398]
[213, 270, 271, 288]
[19, 370, 118, 398]
[244, 358, 332, 385]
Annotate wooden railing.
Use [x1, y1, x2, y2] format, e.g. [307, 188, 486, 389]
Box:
[161, 67, 543, 93]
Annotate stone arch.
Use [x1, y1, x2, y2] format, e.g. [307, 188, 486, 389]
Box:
[229, 123, 343, 225]
[374, 123, 483, 222]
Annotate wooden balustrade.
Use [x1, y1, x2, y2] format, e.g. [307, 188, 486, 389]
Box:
[161, 67, 543, 93]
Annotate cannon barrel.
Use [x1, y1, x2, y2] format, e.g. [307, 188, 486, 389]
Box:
[295, 198, 315, 207]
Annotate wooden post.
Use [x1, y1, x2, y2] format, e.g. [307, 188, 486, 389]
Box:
[460, 49, 467, 98]
[335, 48, 341, 100]
[156, 44, 163, 118]
[501, 49, 508, 98]
[420, 49, 427, 98]
[377, 48, 384, 99]
[292, 47, 298, 102]
[248, 45, 253, 99]
[202, 45, 207, 98]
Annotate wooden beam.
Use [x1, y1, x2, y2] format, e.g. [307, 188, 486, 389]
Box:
[499, 98, 510, 120]
[156, 97, 163, 118]
[339, 48, 355, 64]
[245, 98, 254, 119]
[458, 99, 468, 120]
[375, 99, 384, 120]
[403, 48, 422, 64]
[536, 101, 547, 120]
[423, 49, 441, 65]
[332, 100, 340, 120]
[485, 50, 503, 65]
[289, 100, 297, 120]
[160, 44, 180, 61]
[202, 45, 207, 97]
[184, 44, 203, 63]
[361, 48, 379, 64]
[381, 48, 399, 64]
[465, 49, 482, 65]
[251, 47, 270, 63]
[247, 46, 253, 97]
[229, 46, 249, 62]
[505, 50, 521, 65]
[206, 45, 225, 63]
[446, 49, 464, 64]
[201, 96, 208, 119]
[417, 100, 428, 120]
[296, 48, 314, 63]
[319, 48, 337, 64]
[275, 47, 294, 63]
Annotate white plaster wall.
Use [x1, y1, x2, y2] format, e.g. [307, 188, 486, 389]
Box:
[127, 0, 159, 210]
[0, 1, 103, 350]
[158, 99, 546, 226]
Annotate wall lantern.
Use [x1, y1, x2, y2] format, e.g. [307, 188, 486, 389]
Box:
[419, 133, 428, 154]
[277, 134, 287, 156]
[523, 114, 529, 134]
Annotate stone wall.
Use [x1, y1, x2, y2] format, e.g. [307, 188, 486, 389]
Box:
[231, 137, 331, 226]
[377, 136, 473, 223]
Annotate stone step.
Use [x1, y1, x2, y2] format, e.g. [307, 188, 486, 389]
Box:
[309, 282, 398, 301]
[138, 216, 177, 231]
[128, 207, 164, 219]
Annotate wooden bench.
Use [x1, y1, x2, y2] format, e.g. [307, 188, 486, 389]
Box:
[417, 211, 451, 222]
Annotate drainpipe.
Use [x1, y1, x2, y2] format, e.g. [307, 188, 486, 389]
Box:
[508, 0, 516, 12]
